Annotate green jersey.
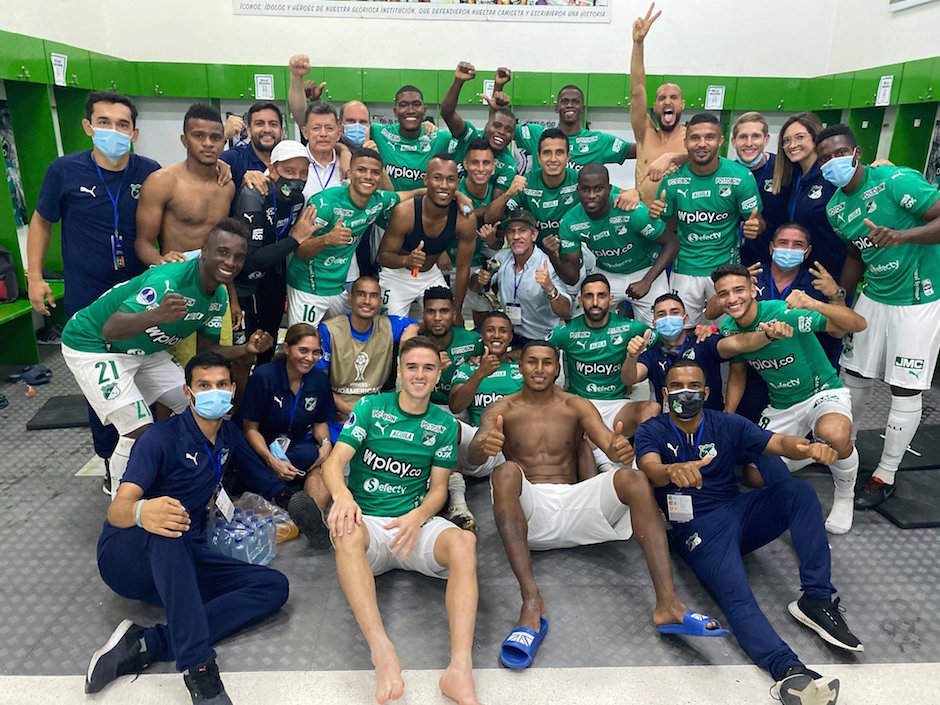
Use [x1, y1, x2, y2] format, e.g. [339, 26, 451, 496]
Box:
[451, 359, 523, 426]
[559, 195, 665, 275]
[507, 168, 580, 243]
[721, 299, 841, 409]
[286, 185, 399, 296]
[421, 327, 483, 405]
[339, 391, 458, 518]
[448, 177, 490, 267]
[825, 165, 940, 305]
[452, 121, 517, 191]
[515, 123, 633, 169]
[370, 122, 458, 190]
[660, 158, 761, 276]
[550, 314, 657, 399]
[61, 259, 227, 354]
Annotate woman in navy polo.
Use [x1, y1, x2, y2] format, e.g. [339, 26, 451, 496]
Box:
[239, 323, 335, 494]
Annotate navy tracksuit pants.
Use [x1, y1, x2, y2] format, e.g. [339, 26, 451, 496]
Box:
[670, 478, 834, 681]
[98, 527, 289, 672]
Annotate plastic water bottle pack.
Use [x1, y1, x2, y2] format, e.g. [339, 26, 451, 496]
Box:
[207, 507, 278, 565]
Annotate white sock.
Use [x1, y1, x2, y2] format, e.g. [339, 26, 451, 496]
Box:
[109, 436, 136, 500]
[448, 472, 467, 508]
[873, 394, 922, 485]
[825, 448, 858, 535]
[783, 456, 815, 473]
[842, 374, 874, 442]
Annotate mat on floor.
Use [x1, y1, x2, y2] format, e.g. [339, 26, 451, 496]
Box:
[855, 424, 940, 472]
[873, 469, 940, 529]
[26, 394, 89, 430]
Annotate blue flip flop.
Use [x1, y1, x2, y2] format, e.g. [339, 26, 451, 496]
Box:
[499, 617, 549, 669]
[658, 611, 730, 637]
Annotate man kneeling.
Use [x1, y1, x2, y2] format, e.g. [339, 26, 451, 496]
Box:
[468, 341, 726, 670]
[87, 352, 289, 705]
[323, 337, 481, 705]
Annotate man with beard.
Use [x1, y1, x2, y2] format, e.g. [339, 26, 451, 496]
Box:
[285, 148, 422, 326]
[377, 154, 478, 318]
[630, 3, 689, 205]
[220, 101, 283, 190]
[557, 164, 677, 324]
[650, 114, 763, 327]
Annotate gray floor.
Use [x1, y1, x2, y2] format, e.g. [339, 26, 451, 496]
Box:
[1, 348, 939, 677]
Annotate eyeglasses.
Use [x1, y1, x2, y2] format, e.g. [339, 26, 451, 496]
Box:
[781, 132, 812, 147]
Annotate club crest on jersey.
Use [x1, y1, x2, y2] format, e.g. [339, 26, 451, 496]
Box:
[698, 443, 717, 459]
[763, 179, 773, 193]
[718, 186, 731, 197]
[422, 430, 437, 446]
[100, 383, 121, 401]
[304, 397, 317, 412]
[136, 287, 157, 306]
[808, 185, 823, 200]
[130, 183, 142, 199]
[866, 201, 877, 214]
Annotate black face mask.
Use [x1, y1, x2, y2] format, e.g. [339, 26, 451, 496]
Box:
[667, 388, 705, 420]
[275, 178, 306, 203]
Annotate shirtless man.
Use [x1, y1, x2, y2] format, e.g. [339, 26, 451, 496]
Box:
[468, 341, 725, 669]
[377, 154, 477, 320]
[135, 104, 240, 358]
[630, 3, 687, 205]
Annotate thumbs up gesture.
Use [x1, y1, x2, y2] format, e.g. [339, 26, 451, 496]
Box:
[608, 421, 636, 465]
[742, 208, 761, 240]
[478, 345, 501, 377]
[407, 240, 426, 272]
[535, 259, 553, 292]
[481, 414, 506, 457]
[666, 453, 712, 490]
[326, 216, 352, 247]
[627, 329, 651, 358]
[864, 217, 903, 248]
[649, 189, 667, 219]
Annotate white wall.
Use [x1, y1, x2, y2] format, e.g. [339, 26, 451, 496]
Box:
[0, 1, 836, 77]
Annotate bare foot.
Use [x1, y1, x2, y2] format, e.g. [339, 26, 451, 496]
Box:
[371, 644, 404, 704]
[653, 598, 719, 631]
[440, 665, 482, 705]
[516, 595, 548, 632]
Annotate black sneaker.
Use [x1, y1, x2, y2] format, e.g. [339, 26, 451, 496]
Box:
[789, 595, 864, 652]
[774, 666, 839, 705]
[85, 619, 149, 693]
[287, 492, 330, 548]
[854, 476, 895, 510]
[36, 324, 62, 345]
[183, 659, 233, 705]
[102, 459, 112, 496]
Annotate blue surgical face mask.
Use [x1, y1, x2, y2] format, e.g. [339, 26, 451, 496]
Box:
[771, 247, 805, 271]
[92, 128, 132, 161]
[655, 315, 685, 340]
[343, 123, 367, 147]
[191, 389, 233, 420]
[736, 152, 764, 168]
[821, 153, 858, 188]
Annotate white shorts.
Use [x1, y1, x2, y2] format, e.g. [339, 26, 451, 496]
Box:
[363, 514, 456, 579]
[380, 265, 447, 318]
[496, 469, 633, 551]
[457, 419, 504, 478]
[840, 294, 940, 391]
[62, 346, 188, 435]
[759, 387, 853, 438]
[671, 272, 717, 328]
[599, 266, 670, 326]
[286, 287, 350, 326]
[588, 398, 629, 429]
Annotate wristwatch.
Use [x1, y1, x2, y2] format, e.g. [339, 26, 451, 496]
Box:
[832, 287, 846, 301]
[548, 288, 560, 301]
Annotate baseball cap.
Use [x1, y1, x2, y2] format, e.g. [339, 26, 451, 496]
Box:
[270, 140, 313, 164]
[499, 208, 537, 231]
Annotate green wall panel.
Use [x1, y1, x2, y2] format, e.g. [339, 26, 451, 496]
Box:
[321, 67, 362, 103]
[207, 64, 250, 99]
[361, 68, 399, 103]
[150, 62, 209, 98]
[43, 40, 92, 89]
[889, 102, 938, 172]
[588, 74, 627, 108]
[0, 30, 49, 83]
[849, 64, 903, 108]
[401, 70, 440, 103]
[512, 72, 552, 106]
[847, 107, 886, 162]
[54, 87, 92, 155]
[89, 52, 139, 94]
[898, 57, 939, 104]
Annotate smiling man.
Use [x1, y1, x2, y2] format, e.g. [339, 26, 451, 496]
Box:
[61, 219, 274, 497]
[220, 101, 283, 190]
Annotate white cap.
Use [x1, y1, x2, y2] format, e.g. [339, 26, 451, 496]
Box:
[270, 140, 313, 165]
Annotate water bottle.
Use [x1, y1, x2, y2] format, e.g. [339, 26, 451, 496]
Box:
[219, 527, 235, 557]
[209, 528, 221, 553]
[264, 517, 277, 560]
[231, 535, 249, 563]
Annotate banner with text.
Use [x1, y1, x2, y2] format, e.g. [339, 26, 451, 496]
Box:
[233, 0, 610, 23]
